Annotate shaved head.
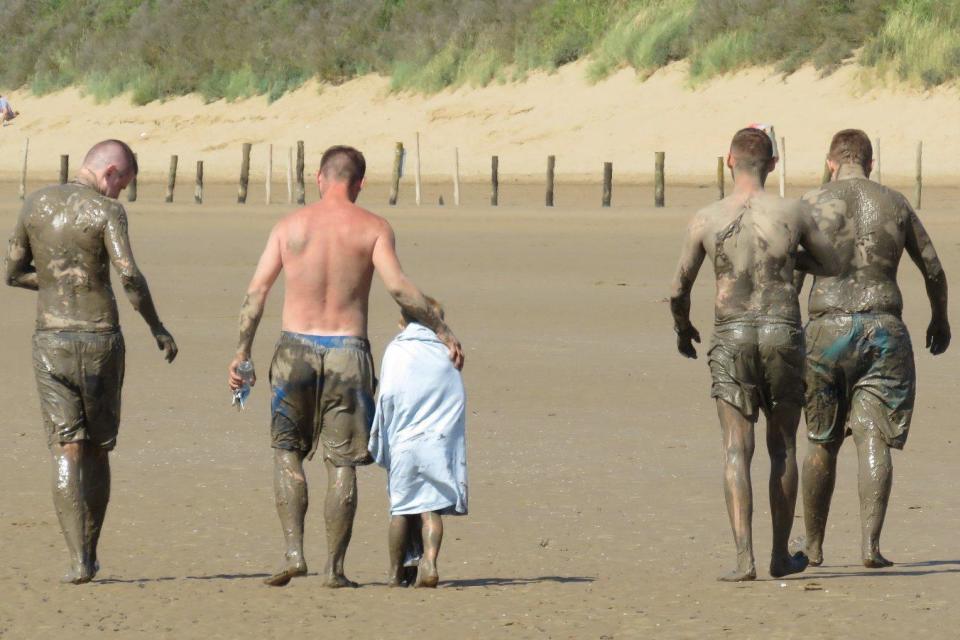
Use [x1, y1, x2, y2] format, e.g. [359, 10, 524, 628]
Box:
[320, 146, 365, 185]
[729, 128, 774, 175]
[82, 139, 138, 177]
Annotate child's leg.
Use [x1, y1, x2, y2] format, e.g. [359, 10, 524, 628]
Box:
[387, 514, 410, 587]
[415, 511, 443, 588]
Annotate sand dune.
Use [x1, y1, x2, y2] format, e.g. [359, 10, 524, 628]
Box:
[1, 61, 957, 186]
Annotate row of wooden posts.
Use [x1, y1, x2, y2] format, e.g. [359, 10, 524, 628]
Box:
[17, 135, 926, 209]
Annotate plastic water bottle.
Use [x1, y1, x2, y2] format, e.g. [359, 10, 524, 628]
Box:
[232, 360, 255, 411]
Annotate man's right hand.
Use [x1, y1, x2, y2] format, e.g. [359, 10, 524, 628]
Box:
[228, 355, 256, 391]
[927, 316, 951, 355]
[676, 325, 701, 359]
[437, 329, 465, 370]
[154, 326, 178, 363]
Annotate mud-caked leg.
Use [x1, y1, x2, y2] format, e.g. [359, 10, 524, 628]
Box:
[801, 439, 841, 566]
[852, 425, 894, 568]
[322, 459, 358, 588]
[264, 449, 309, 586]
[81, 446, 110, 578]
[415, 511, 443, 588]
[387, 515, 410, 587]
[51, 443, 92, 584]
[766, 403, 809, 577]
[716, 400, 757, 582]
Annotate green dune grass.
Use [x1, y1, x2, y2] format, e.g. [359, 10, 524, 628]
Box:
[0, 0, 956, 105]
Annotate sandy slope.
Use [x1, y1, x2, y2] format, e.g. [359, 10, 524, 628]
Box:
[0, 61, 957, 186]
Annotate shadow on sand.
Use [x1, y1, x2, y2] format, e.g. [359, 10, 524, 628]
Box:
[442, 575, 595, 588]
[795, 559, 960, 580]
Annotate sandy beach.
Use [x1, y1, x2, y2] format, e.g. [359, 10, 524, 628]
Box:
[0, 179, 958, 638]
[1, 61, 959, 187]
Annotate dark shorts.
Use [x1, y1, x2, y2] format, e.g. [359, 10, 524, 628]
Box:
[804, 313, 915, 449]
[708, 320, 804, 420]
[269, 333, 376, 466]
[32, 330, 125, 451]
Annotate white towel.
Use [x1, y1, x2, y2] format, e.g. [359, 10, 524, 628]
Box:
[369, 323, 468, 516]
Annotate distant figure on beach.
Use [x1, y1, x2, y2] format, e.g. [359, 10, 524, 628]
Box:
[0, 93, 19, 125]
[227, 145, 463, 588]
[368, 297, 468, 588]
[797, 129, 949, 569]
[669, 128, 839, 581]
[4, 139, 178, 584]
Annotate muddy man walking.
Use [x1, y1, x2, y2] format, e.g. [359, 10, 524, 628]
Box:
[5, 139, 178, 584]
[228, 145, 463, 587]
[797, 130, 949, 568]
[669, 128, 839, 581]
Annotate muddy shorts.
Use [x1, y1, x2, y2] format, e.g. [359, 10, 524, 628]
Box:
[707, 320, 804, 420]
[804, 313, 915, 449]
[269, 333, 376, 465]
[32, 330, 125, 451]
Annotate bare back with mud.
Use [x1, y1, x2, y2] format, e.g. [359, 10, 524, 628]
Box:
[14, 183, 130, 332]
[802, 176, 939, 318]
[692, 192, 811, 323]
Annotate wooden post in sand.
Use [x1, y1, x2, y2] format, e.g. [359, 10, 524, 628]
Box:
[602, 162, 613, 207]
[414, 132, 422, 206]
[778, 136, 786, 197]
[165, 155, 178, 203]
[195, 161, 204, 204]
[875, 137, 882, 185]
[491, 156, 499, 206]
[546, 155, 556, 207]
[18, 138, 29, 200]
[295, 141, 306, 205]
[286, 147, 294, 204]
[128, 154, 138, 202]
[238, 143, 252, 204]
[654, 152, 665, 207]
[821, 161, 832, 186]
[915, 141, 923, 210]
[59, 155, 69, 185]
[716, 156, 725, 200]
[389, 142, 403, 206]
[265, 144, 273, 205]
[453, 147, 461, 206]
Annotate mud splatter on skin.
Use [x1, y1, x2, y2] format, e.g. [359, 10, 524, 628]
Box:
[669, 169, 837, 581]
[798, 164, 950, 569]
[5, 177, 177, 584]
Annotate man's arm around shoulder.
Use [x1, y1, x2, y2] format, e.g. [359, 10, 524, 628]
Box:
[371, 219, 464, 370]
[796, 200, 841, 277]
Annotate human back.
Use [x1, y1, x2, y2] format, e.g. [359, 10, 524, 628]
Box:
[22, 183, 123, 332]
[803, 170, 912, 319]
[698, 191, 808, 325]
[277, 197, 385, 337]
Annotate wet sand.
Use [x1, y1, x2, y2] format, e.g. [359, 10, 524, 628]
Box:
[1, 181, 958, 638]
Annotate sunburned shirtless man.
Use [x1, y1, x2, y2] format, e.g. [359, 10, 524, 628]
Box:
[669, 128, 839, 581]
[797, 130, 949, 568]
[5, 139, 178, 583]
[227, 145, 464, 588]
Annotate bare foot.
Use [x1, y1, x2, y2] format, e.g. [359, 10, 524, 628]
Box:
[263, 561, 307, 587]
[863, 551, 894, 568]
[322, 573, 359, 589]
[717, 567, 756, 582]
[770, 551, 809, 578]
[414, 559, 439, 588]
[61, 562, 96, 585]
